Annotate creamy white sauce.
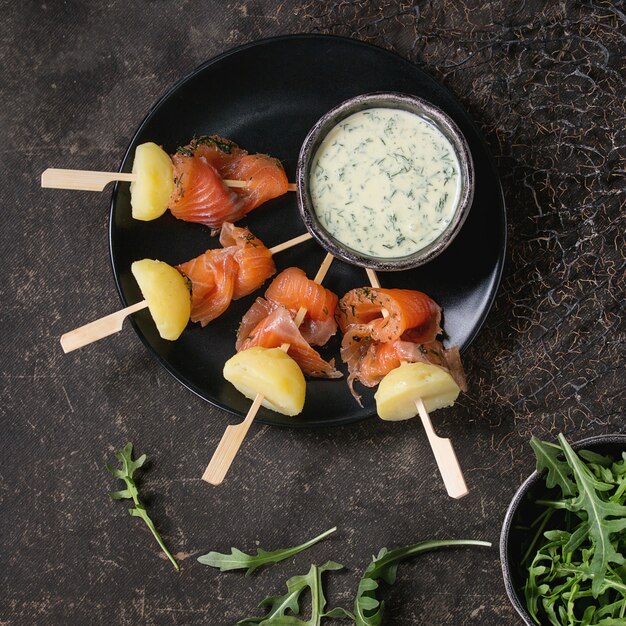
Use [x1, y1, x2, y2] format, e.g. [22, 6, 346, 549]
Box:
[309, 108, 461, 258]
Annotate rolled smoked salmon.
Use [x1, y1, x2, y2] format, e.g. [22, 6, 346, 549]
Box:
[177, 223, 275, 326]
[237, 267, 339, 350]
[265, 267, 337, 322]
[169, 136, 289, 230]
[337, 287, 463, 404]
[341, 332, 467, 404]
[336, 287, 441, 344]
[236, 297, 278, 351]
[170, 153, 246, 229]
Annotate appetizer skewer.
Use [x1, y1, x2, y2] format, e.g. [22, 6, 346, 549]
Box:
[42, 137, 296, 230]
[336, 277, 465, 399]
[365, 268, 468, 499]
[59, 230, 312, 353]
[202, 252, 335, 486]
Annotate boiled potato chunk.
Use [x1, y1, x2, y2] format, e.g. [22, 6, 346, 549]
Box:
[131, 259, 191, 340]
[223, 347, 306, 416]
[130, 142, 174, 221]
[375, 362, 460, 421]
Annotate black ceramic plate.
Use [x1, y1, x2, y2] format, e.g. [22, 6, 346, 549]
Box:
[109, 35, 506, 427]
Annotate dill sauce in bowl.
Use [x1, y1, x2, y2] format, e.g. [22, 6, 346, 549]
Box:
[297, 93, 474, 271]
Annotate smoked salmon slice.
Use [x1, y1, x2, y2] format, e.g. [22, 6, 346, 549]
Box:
[169, 136, 289, 230]
[182, 250, 238, 325]
[219, 223, 275, 300]
[336, 287, 461, 404]
[238, 308, 342, 379]
[170, 153, 246, 229]
[265, 267, 337, 321]
[237, 267, 339, 350]
[221, 152, 289, 213]
[236, 296, 337, 350]
[298, 315, 338, 348]
[236, 297, 278, 351]
[265, 267, 338, 344]
[182, 136, 243, 170]
[177, 223, 275, 326]
[336, 287, 441, 344]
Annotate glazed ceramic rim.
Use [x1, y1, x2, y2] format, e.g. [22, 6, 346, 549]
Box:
[296, 91, 475, 271]
[499, 433, 626, 625]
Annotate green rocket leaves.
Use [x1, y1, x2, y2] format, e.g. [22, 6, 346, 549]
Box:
[106, 442, 179, 571]
[524, 434, 626, 625]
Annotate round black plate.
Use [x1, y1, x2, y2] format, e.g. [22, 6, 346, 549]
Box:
[109, 35, 506, 428]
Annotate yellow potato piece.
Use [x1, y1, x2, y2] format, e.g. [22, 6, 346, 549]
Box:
[375, 362, 460, 421]
[130, 142, 174, 221]
[131, 259, 191, 341]
[223, 347, 306, 417]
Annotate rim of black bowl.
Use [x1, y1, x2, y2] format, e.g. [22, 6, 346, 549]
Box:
[296, 91, 475, 271]
[499, 433, 626, 625]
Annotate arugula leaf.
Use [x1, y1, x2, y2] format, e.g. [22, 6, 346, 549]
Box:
[579, 450, 614, 468]
[353, 539, 492, 626]
[106, 443, 179, 571]
[198, 527, 337, 575]
[530, 436, 576, 496]
[558, 434, 626, 596]
[235, 561, 344, 625]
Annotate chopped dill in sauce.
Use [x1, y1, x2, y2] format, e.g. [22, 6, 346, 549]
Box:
[309, 108, 461, 258]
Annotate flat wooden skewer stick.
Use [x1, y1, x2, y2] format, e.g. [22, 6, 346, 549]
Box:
[414, 396, 468, 499]
[59, 232, 313, 354]
[60, 300, 149, 354]
[202, 252, 335, 486]
[41, 168, 297, 192]
[365, 267, 468, 500]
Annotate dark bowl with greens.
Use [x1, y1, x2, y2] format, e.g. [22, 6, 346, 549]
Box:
[500, 433, 626, 626]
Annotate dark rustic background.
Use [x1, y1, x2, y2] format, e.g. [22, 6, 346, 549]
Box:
[1, 1, 624, 624]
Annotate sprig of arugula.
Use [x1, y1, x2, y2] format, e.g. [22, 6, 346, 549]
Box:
[350, 539, 492, 626]
[523, 434, 626, 625]
[530, 436, 576, 496]
[236, 561, 346, 625]
[198, 527, 337, 575]
[106, 442, 179, 571]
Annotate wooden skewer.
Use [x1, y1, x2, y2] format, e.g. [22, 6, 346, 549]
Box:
[266, 232, 311, 254]
[41, 168, 297, 193]
[227, 180, 297, 193]
[202, 252, 335, 486]
[60, 300, 148, 354]
[59, 232, 313, 354]
[365, 268, 381, 289]
[414, 397, 468, 499]
[365, 267, 468, 500]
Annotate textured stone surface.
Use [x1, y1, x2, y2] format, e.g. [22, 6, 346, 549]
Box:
[1, 1, 624, 624]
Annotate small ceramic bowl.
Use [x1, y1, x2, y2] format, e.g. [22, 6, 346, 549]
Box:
[500, 433, 626, 625]
[296, 92, 475, 271]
